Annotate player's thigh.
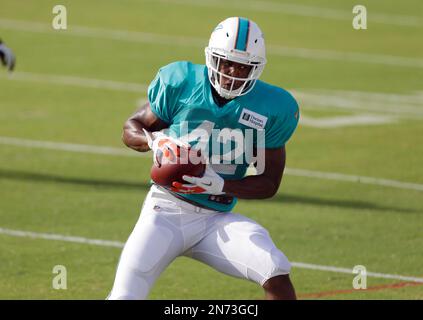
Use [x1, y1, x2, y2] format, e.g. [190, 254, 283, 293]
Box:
[119, 204, 183, 274]
[109, 197, 184, 299]
[187, 212, 291, 286]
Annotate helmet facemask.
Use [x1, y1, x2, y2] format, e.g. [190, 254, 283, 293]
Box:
[205, 47, 265, 100]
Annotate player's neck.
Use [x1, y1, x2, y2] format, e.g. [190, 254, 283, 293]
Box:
[210, 85, 233, 107]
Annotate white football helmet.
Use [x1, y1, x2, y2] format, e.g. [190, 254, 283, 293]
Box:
[205, 17, 266, 99]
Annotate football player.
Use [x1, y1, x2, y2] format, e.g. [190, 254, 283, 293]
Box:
[0, 39, 16, 72]
[109, 17, 299, 300]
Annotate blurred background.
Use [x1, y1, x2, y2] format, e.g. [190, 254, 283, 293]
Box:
[0, 0, 422, 299]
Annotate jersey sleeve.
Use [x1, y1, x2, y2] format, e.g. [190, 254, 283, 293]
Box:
[265, 97, 299, 149]
[147, 68, 179, 124]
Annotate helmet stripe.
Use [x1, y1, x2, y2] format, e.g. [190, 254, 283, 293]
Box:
[235, 18, 250, 51]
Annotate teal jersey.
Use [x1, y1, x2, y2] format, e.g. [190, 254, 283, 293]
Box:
[148, 61, 299, 212]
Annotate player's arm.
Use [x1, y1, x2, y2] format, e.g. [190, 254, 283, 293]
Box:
[122, 102, 169, 152]
[222, 146, 286, 199]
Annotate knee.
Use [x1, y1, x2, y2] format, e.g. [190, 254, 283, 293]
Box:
[266, 247, 292, 278]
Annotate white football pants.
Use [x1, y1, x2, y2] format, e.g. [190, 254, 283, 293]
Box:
[108, 184, 291, 299]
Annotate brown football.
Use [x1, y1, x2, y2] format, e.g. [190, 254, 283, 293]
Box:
[150, 143, 206, 188]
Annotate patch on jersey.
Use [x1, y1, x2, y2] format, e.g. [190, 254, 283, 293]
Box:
[238, 108, 268, 130]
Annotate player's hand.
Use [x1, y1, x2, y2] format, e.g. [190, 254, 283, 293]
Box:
[142, 128, 190, 167]
[0, 41, 16, 72]
[171, 166, 225, 195]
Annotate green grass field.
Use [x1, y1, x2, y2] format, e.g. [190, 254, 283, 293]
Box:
[0, 0, 422, 299]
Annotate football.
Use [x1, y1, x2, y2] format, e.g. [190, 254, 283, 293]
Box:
[150, 142, 206, 188]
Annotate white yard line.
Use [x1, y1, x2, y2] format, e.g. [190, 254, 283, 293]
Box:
[156, 0, 423, 28]
[1, 18, 423, 68]
[0, 227, 125, 248]
[267, 45, 423, 69]
[1, 71, 423, 118]
[1, 136, 423, 192]
[1, 226, 422, 283]
[0, 136, 142, 157]
[293, 90, 423, 117]
[285, 168, 423, 192]
[299, 114, 396, 128]
[309, 89, 423, 105]
[291, 262, 423, 283]
[0, 71, 146, 93]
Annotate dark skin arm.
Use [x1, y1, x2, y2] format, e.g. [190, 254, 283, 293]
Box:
[122, 102, 169, 152]
[223, 147, 286, 199]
